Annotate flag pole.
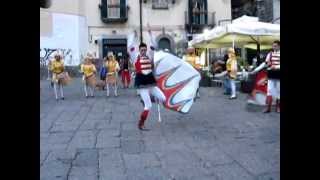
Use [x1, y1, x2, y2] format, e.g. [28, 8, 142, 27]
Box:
[157, 100, 162, 123]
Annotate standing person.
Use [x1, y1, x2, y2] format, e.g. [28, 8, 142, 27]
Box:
[222, 53, 232, 95]
[99, 58, 107, 90]
[213, 54, 232, 94]
[183, 47, 201, 98]
[226, 48, 238, 99]
[50, 53, 69, 100]
[105, 52, 120, 97]
[120, 55, 131, 88]
[80, 56, 97, 98]
[251, 41, 280, 113]
[127, 29, 166, 130]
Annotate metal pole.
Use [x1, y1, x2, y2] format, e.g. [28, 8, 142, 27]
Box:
[256, 37, 261, 63]
[139, 0, 143, 43]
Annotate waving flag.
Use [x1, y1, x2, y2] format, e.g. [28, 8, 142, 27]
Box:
[154, 51, 201, 113]
[127, 31, 200, 113]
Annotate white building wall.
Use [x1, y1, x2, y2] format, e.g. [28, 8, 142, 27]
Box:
[41, 0, 232, 62]
[40, 0, 88, 66]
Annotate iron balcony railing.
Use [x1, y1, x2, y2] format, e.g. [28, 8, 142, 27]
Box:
[185, 11, 216, 27]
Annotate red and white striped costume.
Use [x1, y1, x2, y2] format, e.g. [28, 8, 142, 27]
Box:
[127, 31, 166, 130]
[264, 50, 280, 113]
[265, 50, 280, 99]
[135, 55, 153, 75]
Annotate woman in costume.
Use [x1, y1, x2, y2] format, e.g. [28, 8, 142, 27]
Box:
[50, 53, 70, 100]
[105, 52, 120, 97]
[80, 56, 97, 98]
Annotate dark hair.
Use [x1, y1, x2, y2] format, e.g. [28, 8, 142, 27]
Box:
[139, 42, 147, 49]
[273, 40, 280, 46]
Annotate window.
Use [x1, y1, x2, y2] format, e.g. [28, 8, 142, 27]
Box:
[152, 0, 169, 9]
[189, 0, 208, 25]
[107, 0, 120, 18]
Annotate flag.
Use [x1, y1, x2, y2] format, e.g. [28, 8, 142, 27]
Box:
[154, 51, 201, 113]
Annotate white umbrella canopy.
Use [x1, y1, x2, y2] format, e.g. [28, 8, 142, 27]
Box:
[190, 15, 280, 49]
[189, 33, 206, 47]
[244, 43, 272, 50]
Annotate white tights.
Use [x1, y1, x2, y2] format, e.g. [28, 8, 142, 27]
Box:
[106, 83, 118, 96]
[139, 86, 166, 110]
[84, 84, 94, 97]
[53, 82, 64, 99]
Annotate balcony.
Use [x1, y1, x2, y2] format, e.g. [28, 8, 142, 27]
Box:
[99, 3, 128, 23]
[185, 11, 216, 33]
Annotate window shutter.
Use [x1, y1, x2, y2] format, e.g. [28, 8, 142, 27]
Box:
[120, 0, 126, 18]
[100, 0, 108, 19]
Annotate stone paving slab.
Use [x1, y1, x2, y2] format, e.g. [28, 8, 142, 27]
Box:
[40, 78, 280, 180]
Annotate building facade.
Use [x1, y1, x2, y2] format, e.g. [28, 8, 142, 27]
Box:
[231, 0, 280, 23]
[40, 0, 88, 66]
[41, 0, 232, 66]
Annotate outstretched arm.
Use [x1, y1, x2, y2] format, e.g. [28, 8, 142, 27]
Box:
[251, 62, 267, 74]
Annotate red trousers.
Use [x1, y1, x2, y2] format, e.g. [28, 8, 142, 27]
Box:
[121, 70, 130, 85]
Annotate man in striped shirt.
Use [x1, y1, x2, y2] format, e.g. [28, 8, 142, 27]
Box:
[251, 40, 280, 113]
[128, 30, 166, 130]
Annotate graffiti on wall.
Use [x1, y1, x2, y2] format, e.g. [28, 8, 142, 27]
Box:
[40, 48, 74, 67]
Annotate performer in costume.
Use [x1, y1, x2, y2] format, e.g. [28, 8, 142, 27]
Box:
[80, 56, 97, 98]
[105, 52, 120, 97]
[50, 53, 70, 100]
[127, 29, 166, 130]
[120, 55, 131, 88]
[226, 48, 238, 99]
[251, 40, 280, 113]
[183, 47, 201, 98]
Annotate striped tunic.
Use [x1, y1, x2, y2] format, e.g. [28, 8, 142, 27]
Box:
[134, 55, 156, 88]
[266, 51, 280, 79]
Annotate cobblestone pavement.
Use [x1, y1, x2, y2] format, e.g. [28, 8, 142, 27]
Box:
[40, 78, 280, 180]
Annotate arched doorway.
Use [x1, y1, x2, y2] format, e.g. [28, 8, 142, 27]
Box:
[158, 37, 171, 52]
